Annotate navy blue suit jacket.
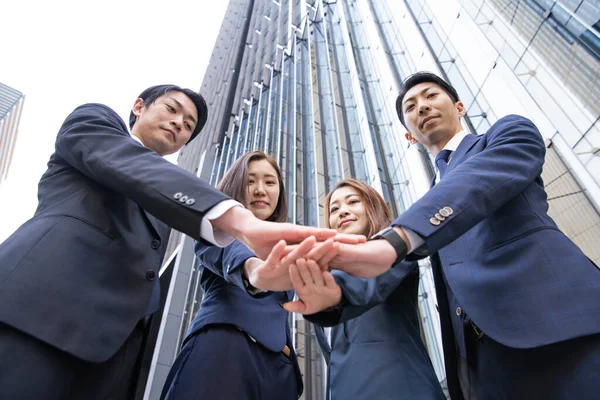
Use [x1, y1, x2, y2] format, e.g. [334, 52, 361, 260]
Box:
[0, 104, 230, 362]
[307, 262, 446, 400]
[188, 239, 296, 353]
[394, 114, 600, 349]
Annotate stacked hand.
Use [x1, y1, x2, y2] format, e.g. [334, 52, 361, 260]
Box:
[244, 237, 335, 291]
[283, 258, 342, 314]
[213, 206, 366, 260]
[213, 206, 401, 314]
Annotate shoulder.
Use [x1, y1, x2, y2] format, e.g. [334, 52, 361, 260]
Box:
[65, 103, 128, 131]
[484, 114, 543, 144]
[488, 114, 539, 135]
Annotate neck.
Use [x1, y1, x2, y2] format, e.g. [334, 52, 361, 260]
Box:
[427, 129, 461, 157]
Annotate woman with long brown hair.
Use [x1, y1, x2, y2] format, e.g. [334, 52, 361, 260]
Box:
[161, 151, 323, 400]
[286, 179, 446, 400]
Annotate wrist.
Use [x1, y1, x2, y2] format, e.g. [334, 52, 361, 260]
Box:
[242, 258, 268, 295]
[212, 207, 255, 239]
[322, 294, 346, 312]
[392, 227, 411, 253]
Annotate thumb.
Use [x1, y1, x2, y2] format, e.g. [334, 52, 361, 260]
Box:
[283, 300, 306, 314]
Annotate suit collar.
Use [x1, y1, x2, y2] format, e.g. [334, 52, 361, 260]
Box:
[447, 133, 481, 169]
[442, 130, 470, 153]
[431, 132, 481, 188]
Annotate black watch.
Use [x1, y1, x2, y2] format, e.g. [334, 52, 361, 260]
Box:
[369, 227, 408, 266]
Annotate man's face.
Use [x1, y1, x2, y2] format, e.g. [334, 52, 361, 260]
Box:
[401, 82, 465, 148]
[131, 91, 198, 156]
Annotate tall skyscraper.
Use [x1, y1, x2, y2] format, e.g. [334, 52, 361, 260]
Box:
[142, 1, 600, 398]
[0, 83, 25, 185]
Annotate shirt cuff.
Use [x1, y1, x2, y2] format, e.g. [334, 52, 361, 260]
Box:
[402, 227, 426, 255]
[200, 200, 243, 247]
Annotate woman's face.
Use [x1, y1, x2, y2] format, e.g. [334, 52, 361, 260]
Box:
[328, 186, 369, 236]
[244, 159, 280, 221]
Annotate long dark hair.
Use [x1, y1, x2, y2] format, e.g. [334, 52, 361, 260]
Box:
[324, 179, 392, 238]
[217, 151, 288, 223]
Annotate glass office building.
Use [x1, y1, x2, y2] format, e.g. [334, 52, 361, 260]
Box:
[143, 1, 600, 398]
[0, 83, 25, 186]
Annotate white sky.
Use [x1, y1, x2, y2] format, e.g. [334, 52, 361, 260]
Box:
[0, 0, 229, 241]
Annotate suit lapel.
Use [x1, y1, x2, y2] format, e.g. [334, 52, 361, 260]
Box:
[447, 134, 481, 173]
[141, 208, 167, 240]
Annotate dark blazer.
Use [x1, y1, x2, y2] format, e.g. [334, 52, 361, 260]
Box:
[0, 103, 230, 363]
[307, 262, 446, 400]
[188, 240, 303, 391]
[394, 114, 600, 349]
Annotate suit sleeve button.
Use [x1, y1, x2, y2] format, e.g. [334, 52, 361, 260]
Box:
[146, 271, 156, 281]
[186, 198, 196, 205]
[150, 239, 161, 249]
[179, 195, 189, 203]
[173, 192, 183, 199]
[429, 217, 441, 226]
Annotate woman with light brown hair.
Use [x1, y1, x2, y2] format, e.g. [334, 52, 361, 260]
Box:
[286, 179, 446, 400]
[161, 151, 326, 400]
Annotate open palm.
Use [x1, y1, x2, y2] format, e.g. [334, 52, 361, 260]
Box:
[284, 258, 342, 315]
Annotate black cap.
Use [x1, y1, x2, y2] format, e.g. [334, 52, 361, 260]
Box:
[129, 84, 208, 144]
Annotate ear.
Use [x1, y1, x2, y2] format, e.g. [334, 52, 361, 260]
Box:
[131, 98, 145, 118]
[404, 132, 418, 145]
[456, 101, 466, 118]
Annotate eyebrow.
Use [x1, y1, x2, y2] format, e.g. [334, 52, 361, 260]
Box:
[402, 86, 434, 107]
[248, 172, 278, 179]
[168, 98, 198, 126]
[330, 193, 360, 206]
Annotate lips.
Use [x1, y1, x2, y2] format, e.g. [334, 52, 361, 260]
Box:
[339, 219, 356, 228]
[250, 201, 270, 207]
[421, 116, 437, 128]
[162, 128, 176, 142]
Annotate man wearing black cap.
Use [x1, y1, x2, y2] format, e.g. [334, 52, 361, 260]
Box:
[0, 85, 345, 399]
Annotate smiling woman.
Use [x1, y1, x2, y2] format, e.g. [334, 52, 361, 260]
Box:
[289, 178, 446, 400]
[160, 150, 303, 400]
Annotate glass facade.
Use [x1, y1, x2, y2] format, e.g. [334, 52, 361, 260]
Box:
[148, 1, 600, 398]
[0, 82, 25, 186]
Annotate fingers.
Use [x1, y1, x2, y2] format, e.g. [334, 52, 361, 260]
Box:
[296, 258, 315, 287]
[289, 263, 305, 291]
[264, 240, 286, 266]
[305, 239, 334, 262]
[331, 233, 367, 244]
[316, 241, 339, 271]
[306, 260, 325, 286]
[281, 236, 316, 265]
[283, 300, 306, 313]
[280, 224, 337, 243]
[323, 271, 337, 287]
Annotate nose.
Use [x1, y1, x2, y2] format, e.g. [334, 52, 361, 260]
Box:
[170, 115, 183, 132]
[338, 205, 350, 218]
[418, 100, 431, 114]
[253, 182, 266, 196]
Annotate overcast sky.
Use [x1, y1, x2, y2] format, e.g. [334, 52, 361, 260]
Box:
[0, 0, 229, 241]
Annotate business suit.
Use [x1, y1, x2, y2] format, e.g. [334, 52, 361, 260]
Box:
[0, 103, 230, 399]
[394, 114, 600, 399]
[307, 262, 446, 400]
[161, 240, 303, 400]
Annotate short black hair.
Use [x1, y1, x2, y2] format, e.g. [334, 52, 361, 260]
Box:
[396, 72, 460, 127]
[129, 84, 208, 144]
